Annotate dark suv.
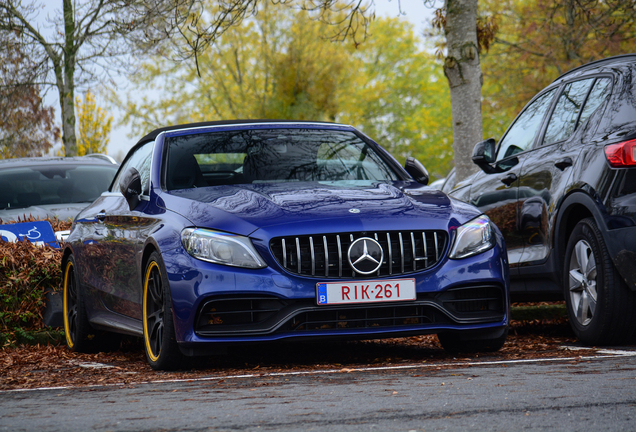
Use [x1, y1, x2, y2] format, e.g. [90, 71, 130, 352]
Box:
[448, 54, 636, 346]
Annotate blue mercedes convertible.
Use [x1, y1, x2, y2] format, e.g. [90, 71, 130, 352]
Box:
[62, 121, 510, 370]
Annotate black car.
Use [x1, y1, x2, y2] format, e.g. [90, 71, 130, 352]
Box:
[449, 54, 636, 345]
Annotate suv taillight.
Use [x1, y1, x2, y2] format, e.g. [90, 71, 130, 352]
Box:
[605, 139, 636, 167]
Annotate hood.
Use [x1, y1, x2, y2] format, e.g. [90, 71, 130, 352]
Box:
[0, 203, 89, 224]
[160, 181, 480, 237]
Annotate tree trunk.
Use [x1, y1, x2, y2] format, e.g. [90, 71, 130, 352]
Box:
[443, 0, 482, 182]
[61, 0, 77, 156]
[59, 79, 77, 156]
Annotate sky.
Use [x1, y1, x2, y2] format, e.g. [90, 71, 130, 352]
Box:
[41, 1, 436, 160]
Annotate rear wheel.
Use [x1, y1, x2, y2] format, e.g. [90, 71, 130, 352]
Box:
[564, 218, 636, 345]
[63, 255, 95, 352]
[438, 328, 508, 353]
[143, 252, 185, 370]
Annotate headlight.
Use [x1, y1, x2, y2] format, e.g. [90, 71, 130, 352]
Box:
[181, 228, 266, 269]
[449, 215, 495, 259]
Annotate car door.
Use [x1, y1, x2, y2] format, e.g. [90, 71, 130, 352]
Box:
[79, 141, 155, 320]
[465, 88, 558, 269]
[517, 77, 613, 265]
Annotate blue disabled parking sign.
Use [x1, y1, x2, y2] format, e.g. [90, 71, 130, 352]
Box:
[0, 221, 59, 248]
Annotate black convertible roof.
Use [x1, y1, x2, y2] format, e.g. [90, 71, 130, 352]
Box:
[135, 119, 338, 146]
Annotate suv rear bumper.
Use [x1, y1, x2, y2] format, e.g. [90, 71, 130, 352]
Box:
[606, 226, 636, 290]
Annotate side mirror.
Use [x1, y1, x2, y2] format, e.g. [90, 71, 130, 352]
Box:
[405, 157, 429, 185]
[472, 138, 497, 174]
[119, 167, 142, 210]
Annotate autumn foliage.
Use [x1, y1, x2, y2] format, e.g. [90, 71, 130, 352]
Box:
[0, 218, 72, 346]
[0, 40, 60, 158]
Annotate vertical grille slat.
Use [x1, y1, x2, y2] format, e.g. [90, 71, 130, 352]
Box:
[434, 232, 439, 262]
[323, 236, 329, 277]
[282, 238, 287, 268]
[295, 237, 301, 274]
[387, 232, 393, 276]
[375, 233, 381, 277]
[422, 232, 428, 266]
[337, 235, 342, 277]
[271, 230, 447, 279]
[309, 236, 316, 276]
[410, 232, 416, 271]
[398, 232, 405, 274]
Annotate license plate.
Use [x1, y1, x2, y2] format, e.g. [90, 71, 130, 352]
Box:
[316, 278, 416, 305]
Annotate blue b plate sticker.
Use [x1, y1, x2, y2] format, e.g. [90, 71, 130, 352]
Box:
[0, 221, 59, 248]
[317, 283, 328, 304]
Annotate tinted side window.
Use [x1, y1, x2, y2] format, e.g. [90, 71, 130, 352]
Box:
[112, 142, 154, 195]
[497, 89, 556, 161]
[578, 78, 612, 127]
[543, 79, 594, 145]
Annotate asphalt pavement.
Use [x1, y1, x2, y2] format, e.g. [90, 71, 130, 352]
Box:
[1, 348, 635, 431]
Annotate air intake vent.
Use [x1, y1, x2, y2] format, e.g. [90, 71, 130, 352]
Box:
[270, 230, 447, 279]
[196, 296, 287, 332]
[439, 286, 505, 316]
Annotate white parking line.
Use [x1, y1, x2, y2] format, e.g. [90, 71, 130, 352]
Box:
[3, 348, 635, 394]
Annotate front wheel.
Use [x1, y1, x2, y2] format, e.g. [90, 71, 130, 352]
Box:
[143, 252, 185, 370]
[564, 218, 636, 345]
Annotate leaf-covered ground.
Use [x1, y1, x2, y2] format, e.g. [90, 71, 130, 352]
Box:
[2, 317, 616, 391]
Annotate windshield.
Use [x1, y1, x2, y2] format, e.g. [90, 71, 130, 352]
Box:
[0, 164, 118, 210]
[165, 128, 400, 190]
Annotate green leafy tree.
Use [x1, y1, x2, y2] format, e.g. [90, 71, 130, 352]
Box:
[120, 8, 454, 180]
[339, 19, 453, 180]
[120, 4, 351, 132]
[75, 90, 113, 156]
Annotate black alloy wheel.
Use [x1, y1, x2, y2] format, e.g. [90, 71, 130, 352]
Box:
[563, 218, 636, 345]
[143, 252, 184, 370]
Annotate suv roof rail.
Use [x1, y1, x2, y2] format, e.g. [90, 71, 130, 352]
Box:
[553, 53, 636, 83]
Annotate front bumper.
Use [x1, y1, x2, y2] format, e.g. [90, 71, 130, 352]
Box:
[164, 239, 510, 351]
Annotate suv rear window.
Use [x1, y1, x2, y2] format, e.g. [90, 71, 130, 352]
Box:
[0, 164, 117, 210]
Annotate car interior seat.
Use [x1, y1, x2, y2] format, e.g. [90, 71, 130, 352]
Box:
[168, 154, 206, 189]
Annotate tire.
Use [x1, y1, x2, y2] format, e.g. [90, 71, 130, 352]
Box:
[63, 255, 96, 352]
[563, 218, 636, 345]
[437, 328, 508, 353]
[143, 252, 185, 370]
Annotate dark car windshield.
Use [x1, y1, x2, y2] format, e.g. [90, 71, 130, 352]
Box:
[0, 164, 118, 210]
[165, 128, 401, 190]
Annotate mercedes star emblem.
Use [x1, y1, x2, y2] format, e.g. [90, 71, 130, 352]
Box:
[347, 237, 384, 274]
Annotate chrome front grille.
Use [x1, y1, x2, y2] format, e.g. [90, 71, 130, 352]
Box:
[270, 230, 448, 278]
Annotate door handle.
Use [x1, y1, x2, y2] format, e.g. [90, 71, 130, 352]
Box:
[500, 173, 518, 186]
[96, 210, 106, 222]
[555, 157, 573, 171]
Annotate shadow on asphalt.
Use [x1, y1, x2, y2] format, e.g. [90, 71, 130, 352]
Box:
[109, 318, 580, 372]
